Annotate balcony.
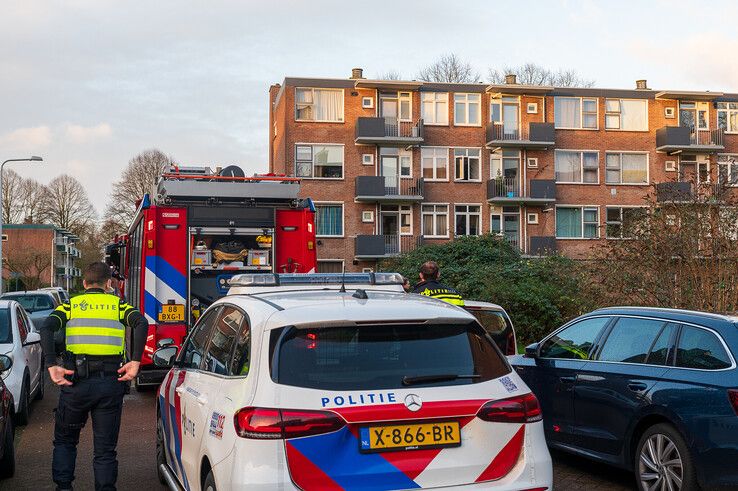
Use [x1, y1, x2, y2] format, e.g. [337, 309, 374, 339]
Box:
[487, 178, 556, 205]
[486, 122, 555, 149]
[355, 235, 423, 259]
[355, 176, 424, 202]
[655, 126, 724, 154]
[528, 236, 557, 256]
[355, 117, 424, 145]
[656, 181, 728, 203]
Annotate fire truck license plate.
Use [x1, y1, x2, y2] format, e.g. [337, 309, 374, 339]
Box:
[158, 304, 185, 322]
[359, 421, 461, 453]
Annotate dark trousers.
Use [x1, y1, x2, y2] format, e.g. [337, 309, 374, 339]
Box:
[52, 375, 125, 491]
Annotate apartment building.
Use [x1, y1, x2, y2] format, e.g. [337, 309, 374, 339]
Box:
[269, 68, 738, 273]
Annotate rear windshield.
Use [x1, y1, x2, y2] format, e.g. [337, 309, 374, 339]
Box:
[0, 309, 11, 344]
[271, 323, 510, 390]
[3, 294, 55, 313]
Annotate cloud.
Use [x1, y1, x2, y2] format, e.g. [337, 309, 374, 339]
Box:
[0, 126, 52, 150]
[64, 123, 112, 144]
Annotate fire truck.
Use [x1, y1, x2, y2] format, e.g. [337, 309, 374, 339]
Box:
[105, 165, 317, 386]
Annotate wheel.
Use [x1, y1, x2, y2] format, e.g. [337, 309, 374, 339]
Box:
[14, 379, 30, 426]
[34, 369, 44, 401]
[636, 423, 698, 491]
[0, 417, 16, 478]
[203, 470, 216, 491]
[156, 414, 168, 484]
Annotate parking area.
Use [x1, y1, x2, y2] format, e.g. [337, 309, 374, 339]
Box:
[0, 380, 635, 490]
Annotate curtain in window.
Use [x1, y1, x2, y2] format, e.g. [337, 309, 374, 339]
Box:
[312, 145, 343, 178]
[556, 207, 582, 237]
[316, 205, 342, 236]
[621, 154, 647, 183]
[555, 98, 581, 128]
[555, 151, 581, 182]
[621, 100, 648, 131]
[313, 90, 343, 121]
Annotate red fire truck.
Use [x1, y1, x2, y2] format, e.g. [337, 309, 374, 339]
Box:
[105, 165, 317, 386]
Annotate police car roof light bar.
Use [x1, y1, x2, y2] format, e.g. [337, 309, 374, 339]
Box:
[228, 272, 404, 288]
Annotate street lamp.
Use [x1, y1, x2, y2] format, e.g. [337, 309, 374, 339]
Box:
[0, 156, 44, 293]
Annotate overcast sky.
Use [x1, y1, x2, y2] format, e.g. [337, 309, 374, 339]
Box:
[2, 0, 738, 215]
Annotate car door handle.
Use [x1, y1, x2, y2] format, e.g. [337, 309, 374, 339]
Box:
[628, 382, 648, 392]
[559, 376, 577, 384]
[196, 395, 208, 406]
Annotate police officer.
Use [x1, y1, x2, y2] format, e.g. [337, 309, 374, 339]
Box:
[40, 262, 148, 491]
[411, 260, 465, 306]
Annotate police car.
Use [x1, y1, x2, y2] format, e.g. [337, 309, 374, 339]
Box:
[153, 273, 552, 491]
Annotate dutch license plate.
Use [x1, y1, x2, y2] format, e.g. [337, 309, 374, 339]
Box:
[359, 421, 461, 453]
[158, 304, 185, 322]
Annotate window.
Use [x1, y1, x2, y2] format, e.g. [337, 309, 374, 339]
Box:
[606, 207, 647, 239]
[295, 88, 344, 122]
[645, 323, 677, 366]
[554, 97, 597, 129]
[556, 206, 599, 238]
[665, 160, 677, 172]
[315, 203, 343, 237]
[180, 308, 219, 370]
[295, 144, 343, 179]
[454, 205, 482, 236]
[400, 205, 412, 235]
[490, 100, 501, 123]
[540, 317, 611, 360]
[717, 102, 738, 132]
[527, 102, 538, 114]
[271, 323, 510, 390]
[527, 213, 538, 224]
[675, 326, 732, 370]
[555, 150, 598, 183]
[490, 149, 520, 179]
[230, 313, 252, 376]
[605, 99, 648, 131]
[421, 147, 448, 181]
[718, 155, 738, 186]
[597, 317, 666, 364]
[203, 305, 243, 375]
[379, 204, 413, 235]
[454, 93, 481, 126]
[605, 152, 648, 184]
[454, 148, 481, 181]
[664, 107, 675, 118]
[400, 152, 412, 177]
[527, 157, 538, 168]
[398, 92, 412, 121]
[317, 260, 345, 273]
[421, 92, 448, 125]
[362, 154, 374, 165]
[362, 96, 374, 109]
[0, 309, 10, 344]
[361, 211, 374, 223]
[422, 204, 449, 238]
[16, 308, 28, 344]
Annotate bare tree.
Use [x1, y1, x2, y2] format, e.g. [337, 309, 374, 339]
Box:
[417, 54, 481, 83]
[1, 169, 24, 224]
[488, 63, 595, 87]
[18, 178, 47, 223]
[376, 70, 403, 80]
[104, 149, 173, 235]
[43, 174, 97, 235]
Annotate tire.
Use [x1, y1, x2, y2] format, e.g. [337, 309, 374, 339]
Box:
[156, 414, 167, 485]
[0, 417, 16, 478]
[635, 423, 699, 491]
[34, 369, 44, 401]
[203, 470, 216, 491]
[14, 379, 30, 426]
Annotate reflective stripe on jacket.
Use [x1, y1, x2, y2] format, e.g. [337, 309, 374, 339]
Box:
[63, 293, 130, 356]
[412, 280, 465, 306]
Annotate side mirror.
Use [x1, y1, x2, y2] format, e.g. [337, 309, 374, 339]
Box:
[24, 331, 41, 345]
[152, 346, 178, 368]
[0, 355, 13, 373]
[156, 338, 175, 349]
[524, 342, 540, 359]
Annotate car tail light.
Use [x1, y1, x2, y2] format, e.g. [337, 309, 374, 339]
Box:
[729, 390, 738, 416]
[234, 407, 345, 439]
[477, 393, 542, 424]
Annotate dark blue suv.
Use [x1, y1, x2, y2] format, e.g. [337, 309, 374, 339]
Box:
[510, 307, 738, 490]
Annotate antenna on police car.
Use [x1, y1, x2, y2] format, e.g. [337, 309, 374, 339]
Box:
[339, 267, 347, 293]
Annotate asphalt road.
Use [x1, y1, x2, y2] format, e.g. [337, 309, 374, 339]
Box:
[1, 379, 635, 490]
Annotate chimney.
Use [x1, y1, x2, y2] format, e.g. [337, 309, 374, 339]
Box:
[505, 73, 517, 85]
[636, 79, 648, 90]
[351, 67, 364, 79]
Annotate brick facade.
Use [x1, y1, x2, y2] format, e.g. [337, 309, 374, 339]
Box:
[269, 70, 738, 272]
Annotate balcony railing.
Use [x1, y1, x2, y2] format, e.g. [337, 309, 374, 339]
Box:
[355, 117, 424, 145]
[487, 178, 556, 204]
[656, 126, 725, 153]
[488, 177, 520, 198]
[486, 122, 555, 148]
[355, 235, 423, 259]
[355, 176, 424, 202]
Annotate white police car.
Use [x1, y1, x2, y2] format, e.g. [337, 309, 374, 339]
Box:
[154, 273, 552, 491]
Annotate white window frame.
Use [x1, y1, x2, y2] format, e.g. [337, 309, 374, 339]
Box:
[379, 204, 414, 236]
[398, 91, 412, 122]
[453, 93, 482, 127]
[717, 103, 738, 134]
[317, 259, 345, 273]
[717, 154, 738, 187]
[454, 204, 482, 237]
[555, 205, 600, 239]
[421, 92, 449, 126]
[527, 212, 539, 224]
[453, 148, 482, 182]
[421, 147, 449, 182]
[527, 157, 538, 168]
[554, 96, 599, 130]
[665, 160, 677, 172]
[362, 96, 374, 109]
[362, 153, 374, 166]
[294, 143, 345, 180]
[604, 98, 649, 131]
[604, 151, 649, 185]
[361, 210, 375, 223]
[527, 102, 538, 114]
[554, 149, 600, 184]
[399, 150, 412, 178]
[421, 203, 449, 238]
[605, 206, 647, 239]
[294, 87, 344, 123]
[665, 107, 675, 119]
[314, 201, 344, 238]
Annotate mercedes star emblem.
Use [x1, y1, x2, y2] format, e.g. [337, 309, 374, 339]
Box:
[404, 394, 422, 412]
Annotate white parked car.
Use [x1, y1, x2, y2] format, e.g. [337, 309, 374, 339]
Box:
[153, 273, 552, 491]
[0, 300, 43, 425]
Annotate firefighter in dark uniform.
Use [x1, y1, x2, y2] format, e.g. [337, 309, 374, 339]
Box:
[40, 262, 148, 491]
[411, 260, 465, 306]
